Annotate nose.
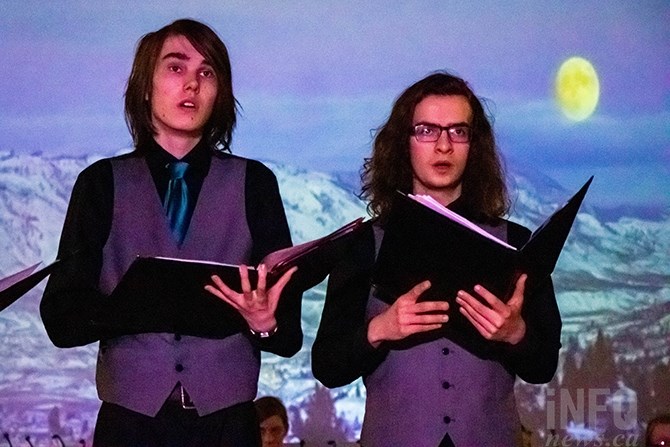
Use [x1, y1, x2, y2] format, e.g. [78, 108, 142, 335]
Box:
[184, 73, 199, 92]
[435, 129, 453, 153]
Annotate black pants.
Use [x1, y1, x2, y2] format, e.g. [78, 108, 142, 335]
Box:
[93, 400, 260, 447]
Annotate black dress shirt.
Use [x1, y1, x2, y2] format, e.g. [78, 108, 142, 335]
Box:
[312, 199, 562, 387]
[41, 141, 301, 356]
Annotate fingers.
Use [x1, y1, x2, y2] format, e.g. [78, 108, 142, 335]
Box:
[396, 280, 449, 325]
[456, 289, 501, 328]
[239, 265, 252, 294]
[469, 284, 506, 313]
[209, 274, 236, 296]
[206, 265, 293, 334]
[397, 281, 449, 321]
[204, 278, 242, 312]
[271, 266, 298, 292]
[456, 277, 528, 343]
[412, 300, 449, 314]
[369, 282, 450, 344]
[256, 263, 267, 292]
[401, 312, 449, 326]
[458, 299, 498, 336]
[507, 274, 527, 308]
[459, 305, 492, 338]
[400, 280, 432, 303]
[457, 288, 506, 334]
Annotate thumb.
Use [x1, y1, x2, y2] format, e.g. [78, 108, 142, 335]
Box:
[403, 280, 431, 303]
[271, 266, 298, 293]
[509, 274, 527, 308]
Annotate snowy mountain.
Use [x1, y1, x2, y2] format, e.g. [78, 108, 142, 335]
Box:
[0, 151, 668, 442]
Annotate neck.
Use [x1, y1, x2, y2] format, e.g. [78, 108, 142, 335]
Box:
[154, 133, 203, 159]
[412, 187, 461, 208]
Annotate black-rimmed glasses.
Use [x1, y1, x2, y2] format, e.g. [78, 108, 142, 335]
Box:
[412, 124, 471, 143]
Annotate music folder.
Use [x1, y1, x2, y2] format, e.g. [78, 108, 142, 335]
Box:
[98, 217, 369, 337]
[0, 260, 60, 311]
[1, 260, 60, 312]
[371, 177, 593, 307]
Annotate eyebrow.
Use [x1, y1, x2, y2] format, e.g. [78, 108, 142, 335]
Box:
[413, 121, 470, 127]
[161, 52, 213, 67]
[162, 51, 189, 61]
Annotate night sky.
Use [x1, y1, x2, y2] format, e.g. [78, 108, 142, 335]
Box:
[1, 1, 668, 211]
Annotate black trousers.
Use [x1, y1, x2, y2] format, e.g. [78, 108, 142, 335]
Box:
[93, 400, 261, 447]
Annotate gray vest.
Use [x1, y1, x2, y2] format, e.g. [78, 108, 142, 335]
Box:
[361, 222, 520, 447]
[97, 155, 260, 417]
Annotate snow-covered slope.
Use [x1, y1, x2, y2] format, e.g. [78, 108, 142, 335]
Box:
[0, 152, 667, 440]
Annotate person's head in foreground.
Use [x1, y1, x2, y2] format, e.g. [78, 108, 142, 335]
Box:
[255, 396, 289, 447]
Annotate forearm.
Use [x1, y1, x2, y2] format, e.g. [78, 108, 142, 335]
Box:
[312, 232, 388, 388]
[245, 161, 303, 356]
[40, 161, 113, 348]
[40, 283, 107, 348]
[313, 317, 387, 388]
[503, 278, 562, 383]
[250, 287, 303, 357]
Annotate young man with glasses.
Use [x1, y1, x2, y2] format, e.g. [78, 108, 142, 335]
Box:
[40, 19, 301, 446]
[312, 71, 562, 446]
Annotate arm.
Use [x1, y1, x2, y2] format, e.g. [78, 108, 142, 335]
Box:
[456, 221, 561, 383]
[503, 222, 562, 383]
[39, 160, 113, 348]
[243, 160, 302, 357]
[502, 276, 561, 383]
[312, 226, 387, 388]
[312, 224, 451, 388]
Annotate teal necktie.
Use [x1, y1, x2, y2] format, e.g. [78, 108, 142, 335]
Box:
[164, 161, 191, 245]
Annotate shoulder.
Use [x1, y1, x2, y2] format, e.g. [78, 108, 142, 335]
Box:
[211, 151, 276, 179]
[342, 220, 377, 270]
[75, 152, 147, 189]
[245, 158, 277, 181]
[81, 152, 142, 173]
[76, 157, 114, 184]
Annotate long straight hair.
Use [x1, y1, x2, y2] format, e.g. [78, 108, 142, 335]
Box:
[124, 19, 237, 151]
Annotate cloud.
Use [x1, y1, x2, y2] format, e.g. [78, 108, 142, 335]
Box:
[495, 99, 670, 165]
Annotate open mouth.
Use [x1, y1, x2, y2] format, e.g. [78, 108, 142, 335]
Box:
[180, 101, 196, 109]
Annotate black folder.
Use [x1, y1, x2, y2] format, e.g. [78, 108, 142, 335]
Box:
[372, 177, 593, 306]
[0, 260, 60, 312]
[98, 217, 368, 337]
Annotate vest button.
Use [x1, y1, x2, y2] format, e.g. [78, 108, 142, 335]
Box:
[175, 364, 184, 372]
[442, 347, 450, 355]
[442, 381, 451, 389]
[443, 415, 452, 424]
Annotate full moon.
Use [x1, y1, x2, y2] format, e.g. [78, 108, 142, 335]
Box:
[555, 57, 600, 121]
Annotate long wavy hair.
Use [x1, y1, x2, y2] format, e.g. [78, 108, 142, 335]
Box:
[361, 71, 509, 223]
[124, 19, 237, 151]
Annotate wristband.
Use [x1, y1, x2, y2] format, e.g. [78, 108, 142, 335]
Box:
[249, 325, 278, 338]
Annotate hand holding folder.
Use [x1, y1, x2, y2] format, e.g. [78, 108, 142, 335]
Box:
[372, 177, 593, 305]
[370, 177, 591, 348]
[98, 217, 369, 337]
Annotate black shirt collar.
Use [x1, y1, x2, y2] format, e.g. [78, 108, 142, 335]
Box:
[142, 139, 212, 202]
[446, 195, 467, 215]
[144, 138, 211, 176]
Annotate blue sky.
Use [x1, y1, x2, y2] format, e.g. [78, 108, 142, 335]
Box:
[0, 1, 668, 211]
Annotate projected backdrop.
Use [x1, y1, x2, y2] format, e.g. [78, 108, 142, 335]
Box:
[0, 2, 668, 445]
